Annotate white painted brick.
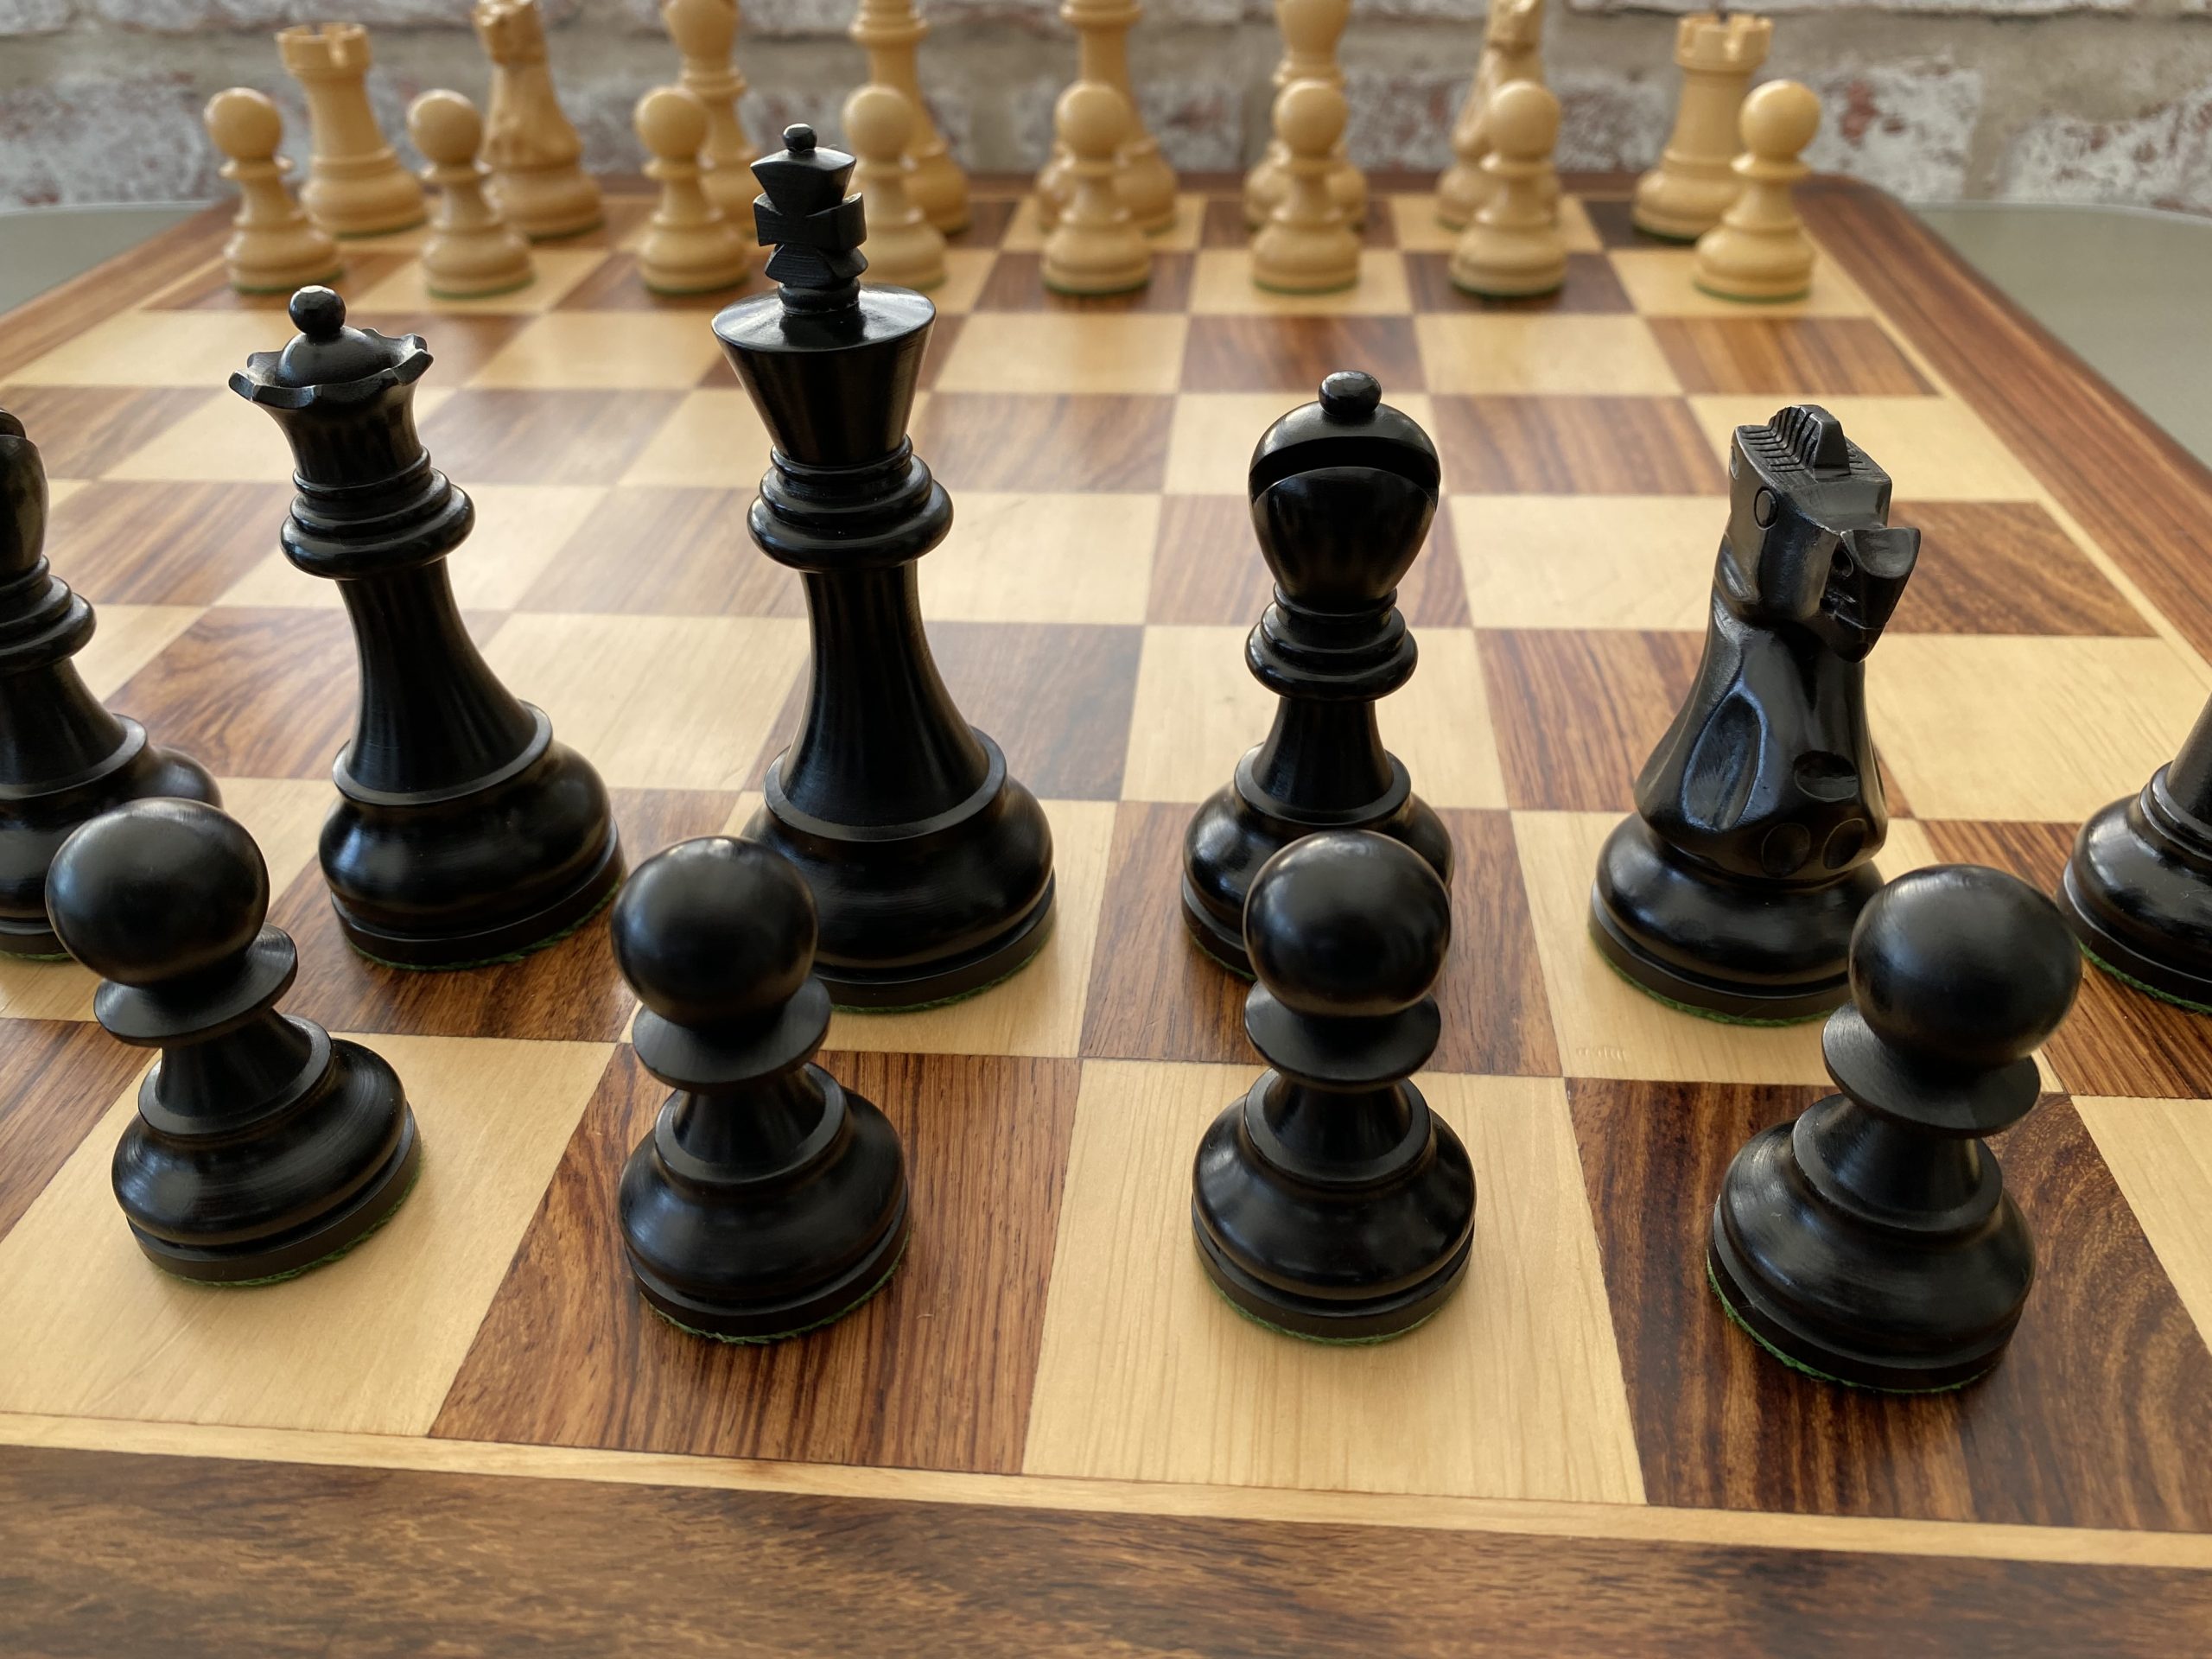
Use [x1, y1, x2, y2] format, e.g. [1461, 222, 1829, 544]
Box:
[1800, 60, 1980, 200]
[0, 0, 73, 35]
[1999, 77, 2212, 212]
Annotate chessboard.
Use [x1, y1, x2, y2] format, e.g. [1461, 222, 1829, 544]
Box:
[3, 174, 2211, 1656]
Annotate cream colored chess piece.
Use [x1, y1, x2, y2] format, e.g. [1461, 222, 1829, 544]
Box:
[1040, 83, 1151, 296]
[475, 0, 602, 239]
[204, 88, 341, 293]
[845, 85, 947, 290]
[276, 23, 424, 237]
[1634, 10, 1772, 241]
[1243, 0, 1363, 230]
[850, 0, 969, 235]
[1448, 79, 1565, 297]
[1034, 0, 1177, 235]
[1694, 79, 1819, 302]
[663, 0, 756, 219]
[1251, 80, 1359, 296]
[1434, 0, 1546, 232]
[408, 90, 534, 299]
[634, 86, 752, 296]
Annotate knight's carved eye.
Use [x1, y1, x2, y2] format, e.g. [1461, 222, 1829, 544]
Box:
[1830, 548, 1854, 579]
[1752, 487, 1777, 526]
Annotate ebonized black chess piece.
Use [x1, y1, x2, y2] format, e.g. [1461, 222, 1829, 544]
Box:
[2058, 694, 2212, 1012]
[0, 407, 217, 958]
[1591, 404, 1920, 1021]
[1192, 829, 1474, 1341]
[712, 126, 1054, 1009]
[1708, 863, 2080, 1389]
[230, 287, 621, 969]
[1182, 371, 1452, 978]
[613, 836, 911, 1340]
[46, 798, 421, 1282]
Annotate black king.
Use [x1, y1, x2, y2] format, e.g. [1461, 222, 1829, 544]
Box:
[714, 126, 1055, 1008]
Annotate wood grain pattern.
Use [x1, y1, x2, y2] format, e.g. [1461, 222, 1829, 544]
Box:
[551, 250, 752, 312]
[1647, 317, 1932, 397]
[1571, 1078, 2212, 1529]
[0, 1020, 146, 1239]
[109, 607, 358, 778]
[434, 1047, 1079, 1475]
[1147, 492, 1469, 627]
[0, 384, 217, 478]
[912, 393, 1177, 493]
[1891, 500, 2153, 637]
[1430, 395, 1726, 494]
[1478, 627, 1703, 810]
[512, 485, 803, 616]
[416, 387, 685, 484]
[43, 479, 289, 604]
[1404, 251, 1634, 315]
[1179, 315, 1425, 391]
[976, 251, 1196, 313]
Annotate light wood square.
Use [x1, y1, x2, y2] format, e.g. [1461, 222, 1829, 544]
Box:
[2075, 1096, 2212, 1348]
[1386, 193, 1601, 256]
[46, 478, 86, 509]
[0, 1033, 614, 1435]
[910, 247, 996, 315]
[347, 247, 604, 314]
[1688, 395, 2040, 504]
[467, 312, 724, 390]
[1415, 315, 1681, 396]
[75, 603, 202, 699]
[1512, 809, 1939, 1084]
[103, 385, 451, 483]
[1165, 392, 1438, 495]
[932, 315, 1189, 395]
[0, 958, 95, 1020]
[214, 776, 333, 900]
[1189, 251, 1412, 316]
[1021, 1060, 1645, 1503]
[1001, 193, 1050, 253]
[1453, 494, 1726, 630]
[618, 386, 772, 490]
[1120, 624, 1503, 809]
[215, 484, 606, 612]
[824, 798, 1114, 1059]
[919, 492, 1156, 625]
[481, 612, 809, 791]
[1609, 247, 1874, 319]
[9, 310, 294, 387]
[1869, 633, 2208, 823]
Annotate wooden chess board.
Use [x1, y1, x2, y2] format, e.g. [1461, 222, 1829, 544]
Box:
[3, 175, 2211, 1655]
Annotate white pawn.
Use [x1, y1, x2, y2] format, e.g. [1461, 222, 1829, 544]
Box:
[662, 0, 757, 219]
[1243, 0, 1364, 230]
[203, 87, 340, 294]
[1252, 79, 1359, 296]
[1447, 79, 1565, 298]
[633, 86, 753, 296]
[1694, 80, 1821, 303]
[1041, 82, 1150, 297]
[845, 85, 947, 290]
[408, 91, 534, 300]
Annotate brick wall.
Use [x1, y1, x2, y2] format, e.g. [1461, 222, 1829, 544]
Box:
[5, 0, 2212, 212]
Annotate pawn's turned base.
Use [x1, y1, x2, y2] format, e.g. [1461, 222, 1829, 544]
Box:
[2057, 777, 2212, 1013]
[1589, 816, 1879, 1022]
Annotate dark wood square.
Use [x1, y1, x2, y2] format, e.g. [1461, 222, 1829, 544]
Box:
[946, 194, 1018, 248]
[1179, 315, 1423, 392]
[1429, 396, 1726, 494]
[0, 385, 216, 479]
[1579, 197, 1649, 249]
[416, 388, 683, 484]
[345, 313, 534, 385]
[109, 607, 359, 779]
[432, 1046, 1080, 1475]
[515, 486, 802, 617]
[1648, 317, 1933, 397]
[975, 251, 1195, 313]
[1891, 501, 2152, 637]
[1147, 493, 1467, 627]
[145, 251, 413, 312]
[270, 788, 736, 1042]
[1406, 252, 1633, 315]
[554, 251, 751, 312]
[1478, 627, 1702, 811]
[0, 1018, 149, 1240]
[44, 480, 289, 605]
[912, 393, 1174, 493]
[1571, 1077, 2212, 1529]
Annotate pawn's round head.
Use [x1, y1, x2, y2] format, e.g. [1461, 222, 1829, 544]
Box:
[47, 799, 269, 988]
[1275, 78, 1348, 156]
[636, 85, 709, 160]
[1245, 830, 1451, 1020]
[1742, 78, 1821, 160]
[1057, 81, 1132, 162]
[205, 87, 283, 162]
[408, 88, 484, 166]
[1849, 864, 2081, 1072]
[1487, 79, 1560, 161]
[844, 84, 916, 164]
[612, 837, 817, 1031]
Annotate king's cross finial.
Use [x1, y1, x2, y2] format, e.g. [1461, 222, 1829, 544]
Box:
[751, 124, 869, 314]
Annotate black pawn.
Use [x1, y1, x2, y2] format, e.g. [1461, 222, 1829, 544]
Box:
[1182, 370, 1452, 978]
[46, 798, 421, 1282]
[712, 128, 1054, 1008]
[229, 287, 622, 969]
[613, 836, 911, 1342]
[1709, 864, 2081, 1390]
[2058, 693, 2212, 1011]
[1192, 829, 1475, 1341]
[0, 407, 217, 957]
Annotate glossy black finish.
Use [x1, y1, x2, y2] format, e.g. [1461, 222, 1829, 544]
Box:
[230, 288, 620, 969]
[46, 798, 419, 1283]
[1192, 830, 1475, 1342]
[613, 836, 910, 1341]
[2058, 694, 2212, 1012]
[1708, 865, 2081, 1389]
[0, 408, 216, 959]
[714, 128, 1053, 1009]
[1592, 404, 1921, 1020]
[1183, 372, 1452, 979]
